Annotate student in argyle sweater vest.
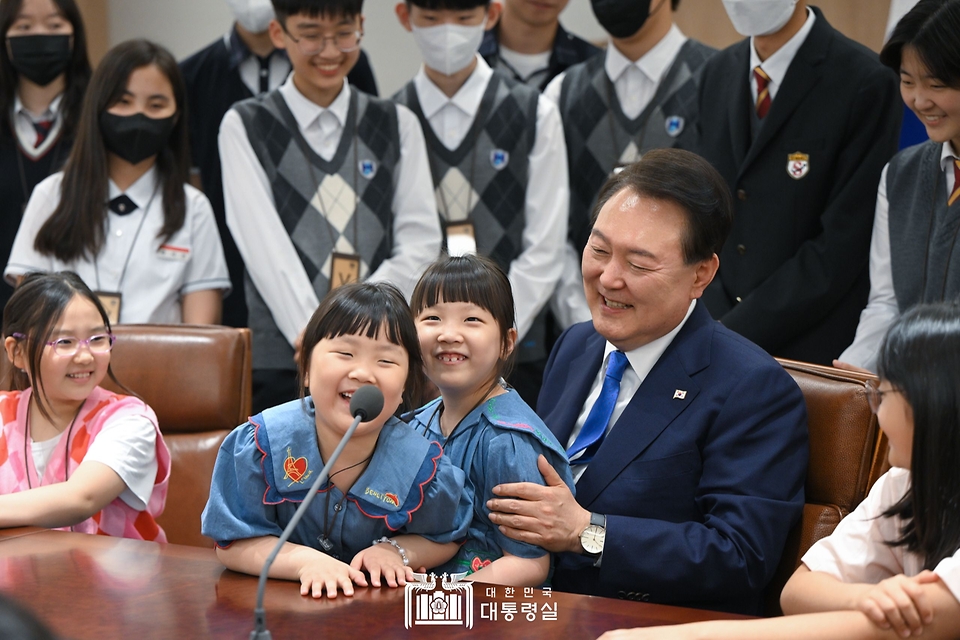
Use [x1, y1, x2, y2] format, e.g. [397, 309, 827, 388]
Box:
[394, 0, 569, 406]
[220, 0, 442, 414]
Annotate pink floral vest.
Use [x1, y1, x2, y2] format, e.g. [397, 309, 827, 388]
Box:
[0, 386, 170, 541]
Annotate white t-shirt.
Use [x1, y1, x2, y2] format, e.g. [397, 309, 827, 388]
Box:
[30, 413, 158, 511]
[802, 467, 960, 603]
[5, 166, 231, 323]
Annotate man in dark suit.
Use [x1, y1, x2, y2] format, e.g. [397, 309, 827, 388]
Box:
[691, 1, 901, 364]
[487, 149, 808, 615]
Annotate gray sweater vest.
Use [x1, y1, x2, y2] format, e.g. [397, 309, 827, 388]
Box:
[235, 90, 400, 370]
[393, 72, 537, 273]
[887, 141, 960, 312]
[560, 40, 714, 252]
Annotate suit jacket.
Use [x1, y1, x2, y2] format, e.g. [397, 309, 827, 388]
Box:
[538, 302, 808, 615]
[692, 7, 900, 364]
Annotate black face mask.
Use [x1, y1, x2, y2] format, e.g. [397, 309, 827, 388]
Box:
[590, 0, 653, 39]
[99, 112, 176, 165]
[7, 34, 72, 87]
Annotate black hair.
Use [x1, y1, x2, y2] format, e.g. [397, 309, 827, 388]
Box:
[271, 0, 363, 24]
[0, 0, 92, 143]
[405, 1, 490, 8]
[411, 254, 517, 382]
[590, 148, 733, 264]
[880, 0, 960, 89]
[877, 302, 960, 571]
[2, 271, 128, 422]
[33, 39, 189, 263]
[0, 593, 56, 640]
[298, 282, 424, 413]
[672, 0, 681, 9]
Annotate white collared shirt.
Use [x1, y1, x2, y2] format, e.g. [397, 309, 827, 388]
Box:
[13, 93, 64, 159]
[5, 167, 231, 323]
[224, 31, 291, 97]
[568, 300, 697, 483]
[498, 45, 551, 86]
[412, 55, 569, 339]
[839, 142, 959, 371]
[219, 75, 442, 347]
[749, 8, 816, 103]
[604, 24, 688, 120]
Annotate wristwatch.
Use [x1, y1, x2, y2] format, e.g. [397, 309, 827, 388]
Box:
[579, 512, 606, 557]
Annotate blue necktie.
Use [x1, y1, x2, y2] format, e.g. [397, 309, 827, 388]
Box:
[566, 350, 630, 465]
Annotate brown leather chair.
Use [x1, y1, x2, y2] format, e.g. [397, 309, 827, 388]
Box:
[764, 359, 889, 615]
[1, 325, 252, 548]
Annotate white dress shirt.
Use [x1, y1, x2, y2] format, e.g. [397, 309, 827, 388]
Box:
[567, 300, 697, 483]
[544, 25, 688, 331]
[13, 93, 64, 160]
[498, 45, 551, 86]
[413, 56, 569, 339]
[839, 142, 959, 371]
[6, 167, 231, 323]
[749, 8, 816, 103]
[219, 75, 442, 347]
[224, 31, 291, 97]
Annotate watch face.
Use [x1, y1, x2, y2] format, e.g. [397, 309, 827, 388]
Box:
[580, 524, 605, 555]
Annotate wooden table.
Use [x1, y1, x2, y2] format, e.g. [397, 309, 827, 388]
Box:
[0, 528, 749, 639]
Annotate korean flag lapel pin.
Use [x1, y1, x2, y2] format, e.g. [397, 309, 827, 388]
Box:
[786, 152, 809, 180]
[673, 389, 687, 400]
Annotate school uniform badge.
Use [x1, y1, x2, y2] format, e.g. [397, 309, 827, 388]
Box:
[787, 152, 810, 180]
[665, 116, 685, 137]
[490, 149, 509, 171]
[358, 159, 377, 179]
[283, 447, 310, 484]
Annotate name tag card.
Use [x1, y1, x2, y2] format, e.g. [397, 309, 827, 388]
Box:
[330, 253, 361, 290]
[94, 291, 122, 325]
[158, 244, 191, 261]
[445, 221, 477, 257]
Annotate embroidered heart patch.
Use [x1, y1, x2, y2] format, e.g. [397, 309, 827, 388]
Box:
[284, 456, 307, 483]
[471, 557, 492, 573]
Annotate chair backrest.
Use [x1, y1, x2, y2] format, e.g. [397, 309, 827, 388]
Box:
[764, 359, 889, 615]
[1, 325, 252, 548]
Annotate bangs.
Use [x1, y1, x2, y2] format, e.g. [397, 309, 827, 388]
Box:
[315, 286, 407, 348]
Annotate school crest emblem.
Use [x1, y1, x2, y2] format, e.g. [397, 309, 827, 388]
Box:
[665, 115, 685, 137]
[490, 149, 509, 171]
[359, 159, 377, 179]
[283, 447, 310, 484]
[787, 152, 810, 180]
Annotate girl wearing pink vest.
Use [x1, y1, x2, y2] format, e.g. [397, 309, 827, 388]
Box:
[0, 271, 169, 541]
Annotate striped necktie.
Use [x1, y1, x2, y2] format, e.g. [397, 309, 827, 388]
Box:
[950, 158, 960, 207]
[754, 66, 771, 119]
[32, 119, 54, 147]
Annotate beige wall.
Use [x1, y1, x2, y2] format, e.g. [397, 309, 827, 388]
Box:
[676, 0, 893, 53]
[75, 0, 108, 64]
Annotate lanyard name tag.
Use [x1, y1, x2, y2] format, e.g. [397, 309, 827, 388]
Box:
[330, 253, 361, 290]
[94, 291, 122, 325]
[445, 221, 477, 257]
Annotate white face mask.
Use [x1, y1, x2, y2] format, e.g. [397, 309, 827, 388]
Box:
[225, 0, 275, 34]
[721, 0, 798, 37]
[410, 21, 486, 76]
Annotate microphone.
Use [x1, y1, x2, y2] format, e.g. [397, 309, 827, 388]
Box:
[251, 385, 385, 640]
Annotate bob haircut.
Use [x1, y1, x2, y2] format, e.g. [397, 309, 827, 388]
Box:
[0, 0, 92, 142]
[271, 0, 363, 23]
[877, 302, 960, 570]
[410, 254, 517, 381]
[880, 0, 960, 89]
[298, 282, 424, 412]
[2, 271, 127, 421]
[33, 39, 190, 263]
[590, 148, 733, 265]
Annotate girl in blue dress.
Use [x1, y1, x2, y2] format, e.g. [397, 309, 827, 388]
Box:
[202, 282, 471, 598]
[408, 254, 575, 586]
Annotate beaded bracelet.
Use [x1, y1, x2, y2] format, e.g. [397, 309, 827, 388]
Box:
[372, 536, 409, 566]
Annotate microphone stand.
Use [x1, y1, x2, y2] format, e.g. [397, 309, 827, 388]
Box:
[251, 386, 383, 640]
